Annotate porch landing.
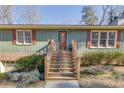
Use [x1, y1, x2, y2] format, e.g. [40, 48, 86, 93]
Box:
[45, 80, 80, 88]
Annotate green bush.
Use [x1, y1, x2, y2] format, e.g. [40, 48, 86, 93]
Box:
[16, 54, 45, 72]
[82, 52, 105, 66]
[0, 73, 7, 82]
[81, 52, 124, 66]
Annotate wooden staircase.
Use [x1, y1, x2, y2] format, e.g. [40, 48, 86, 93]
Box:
[44, 40, 80, 80]
[47, 51, 77, 80]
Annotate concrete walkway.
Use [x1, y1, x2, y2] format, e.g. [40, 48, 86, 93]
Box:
[45, 80, 80, 88]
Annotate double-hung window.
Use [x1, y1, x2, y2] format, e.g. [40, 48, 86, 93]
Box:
[91, 31, 116, 48]
[16, 30, 32, 45]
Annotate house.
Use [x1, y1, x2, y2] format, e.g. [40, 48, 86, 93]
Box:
[0, 24, 124, 79]
[0, 24, 124, 61]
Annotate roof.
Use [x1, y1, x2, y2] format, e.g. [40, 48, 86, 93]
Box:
[0, 24, 124, 30]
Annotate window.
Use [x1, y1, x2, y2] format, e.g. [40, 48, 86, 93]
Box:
[91, 32, 99, 47]
[108, 32, 116, 47]
[100, 32, 107, 47]
[16, 30, 32, 45]
[91, 31, 116, 48]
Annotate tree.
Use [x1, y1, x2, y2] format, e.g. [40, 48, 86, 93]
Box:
[21, 6, 41, 24]
[81, 6, 98, 25]
[0, 5, 13, 24]
[106, 6, 118, 25]
[99, 5, 109, 25]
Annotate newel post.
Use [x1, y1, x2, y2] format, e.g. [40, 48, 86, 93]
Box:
[77, 57, 81, 80]
[44, 55, 51, 81]
[44, 57, 47, 81]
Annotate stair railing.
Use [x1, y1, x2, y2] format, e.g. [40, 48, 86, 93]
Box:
[71, 40, 81, 79]
[44, 39, 56, 80]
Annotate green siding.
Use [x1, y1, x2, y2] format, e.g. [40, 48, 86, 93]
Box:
[0, 30, 57, 53]
[68, 31, 124, 55]
[1, 29, 124, 54]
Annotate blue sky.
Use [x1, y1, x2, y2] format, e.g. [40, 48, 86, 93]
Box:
[12, 5, 100, 24]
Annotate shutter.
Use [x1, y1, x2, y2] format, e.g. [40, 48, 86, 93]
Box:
[32, 30, 36, 45]
[12, 29, 16, 45]
[116, 31, 121, 48]
[86, 30, 91, 48]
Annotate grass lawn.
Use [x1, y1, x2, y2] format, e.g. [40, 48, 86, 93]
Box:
[79, 66, 124, 88]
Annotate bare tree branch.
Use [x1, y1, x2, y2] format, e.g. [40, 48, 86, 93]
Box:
[21, 6, 41, 24]
[0, 5, 13, 24]
[99, 5, 109, 25]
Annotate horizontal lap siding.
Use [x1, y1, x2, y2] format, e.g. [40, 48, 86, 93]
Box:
[0, 30, 57, 53]
[68, 31, 124, 55]
[1, 29, 124, 54]
[68, 31, 86, 54]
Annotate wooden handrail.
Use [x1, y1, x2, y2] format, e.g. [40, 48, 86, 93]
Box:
[44, 39, 56, 81]
[71, 40, 81, 80]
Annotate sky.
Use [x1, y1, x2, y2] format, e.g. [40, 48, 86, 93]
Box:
[11, 5, 100, 24]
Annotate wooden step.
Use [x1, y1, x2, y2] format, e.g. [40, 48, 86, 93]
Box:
[51, 59, 73, 61]
[51, 60, 74, 63]
[50, 65, 74, 68]
[48, 72, 75, 76]
[49, 68, 75, 72]
[51, 57, 73, 61]
[53, 54, 71, 56]
[50, 64, 74, 68]
[48, 72, 75, 77]
[48, 71, 75, 75]
[51, 56, 72, 59]
[49, 68, 74, 70]
[47, 76, 77, 80]
[52, 55, 72, 57]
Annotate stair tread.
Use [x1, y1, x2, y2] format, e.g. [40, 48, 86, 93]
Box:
[51, 60, 74, 62]
[50, 64, 74, 66]
[46, 51, 77, 80]
[47, 76, 76, 79]
[48, 71, 75, 74]
[49, 68, 74, 70]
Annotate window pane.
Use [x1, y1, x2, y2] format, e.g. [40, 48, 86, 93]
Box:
[25, 38, 31, 43]
[91, 40, 98, 47]
[109, 32, 115, 39]
[100, 40, 106, 47]
[92, 32, 99, 39]
[17, 31, 24, 43]
[108, 40, 115, 47]
[25, 31, 31, 44]
[100, 32, 107, 39]
[25, 31, 31, 37]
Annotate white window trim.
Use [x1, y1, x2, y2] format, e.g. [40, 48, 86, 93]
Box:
[90, 30, 117, 48]
[16, 30, 32, 45]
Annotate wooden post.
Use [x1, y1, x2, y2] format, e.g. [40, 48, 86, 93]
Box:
[44, 57, 47, 81]
[77, 57, 81, 80]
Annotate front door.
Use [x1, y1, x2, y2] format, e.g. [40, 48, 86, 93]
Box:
[58, 31, 67, 50]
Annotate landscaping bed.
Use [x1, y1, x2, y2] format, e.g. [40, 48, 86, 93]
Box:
[79, 66, 124, 88]
[0, 54, 46, 88]
[0, 79, 46, 88]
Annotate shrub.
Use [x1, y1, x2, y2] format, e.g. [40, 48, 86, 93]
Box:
[0, 73, 7, 82]
[82, 52, 105, 66]
[111, 71, 119, 79]
[81, 65, 114, 75]
[81, 52, 124, 66]
[7, 70, 40, 83]
[81, 66, 105, 75]
[16, 54, 44, 72]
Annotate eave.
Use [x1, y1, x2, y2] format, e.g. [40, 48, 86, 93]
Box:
[0, 24, 124, 30]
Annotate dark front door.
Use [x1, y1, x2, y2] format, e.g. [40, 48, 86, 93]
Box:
[58, 31, 67, 50]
